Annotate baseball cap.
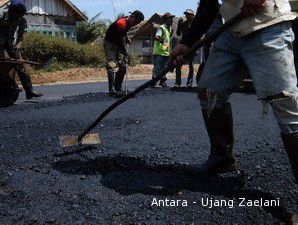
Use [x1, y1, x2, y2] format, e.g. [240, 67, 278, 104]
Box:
[130, 10, 145, 22]
[162, 12, 175, 20]
[8, 1, 26, 16]
[10, 0, 25, 5]
[184, 9, 195, 15]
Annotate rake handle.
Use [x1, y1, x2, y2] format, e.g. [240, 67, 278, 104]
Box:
[0, 58, 42, 66]
[78, 13, 243, 142]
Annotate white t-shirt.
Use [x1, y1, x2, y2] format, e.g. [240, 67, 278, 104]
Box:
[221, 0, 296, 36]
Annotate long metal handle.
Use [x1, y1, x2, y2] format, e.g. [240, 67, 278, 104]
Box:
[0, 58, 42, 66]
[78, 13, 243, 142]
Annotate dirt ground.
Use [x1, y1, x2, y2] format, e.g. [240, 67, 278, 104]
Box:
[30, 64, 200, 85]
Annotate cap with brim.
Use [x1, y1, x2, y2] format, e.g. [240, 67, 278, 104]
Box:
[8, 3, 26, 15]
[11, 0, 25, 5]
[162, 12, 175, 20]
[130, 10, 145, 22]
[184, 9, 195, 15]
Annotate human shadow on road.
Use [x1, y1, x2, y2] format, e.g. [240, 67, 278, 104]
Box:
[52, 154, 292, 224]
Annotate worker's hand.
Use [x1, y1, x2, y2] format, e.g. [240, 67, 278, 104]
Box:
[126, 37, 132, 45]
[15, 43, 22, 49]
[242, 0, 266, 17]
[159, 39, 166, 45]
[170, 43, 189, 67]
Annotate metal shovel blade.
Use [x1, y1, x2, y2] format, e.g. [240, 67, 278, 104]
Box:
[59, 133, 101, 148]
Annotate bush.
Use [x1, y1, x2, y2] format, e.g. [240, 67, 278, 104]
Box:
[129, 53, 141, 67]
[21, 32, 105, 69]
[76, 13, 111, 44]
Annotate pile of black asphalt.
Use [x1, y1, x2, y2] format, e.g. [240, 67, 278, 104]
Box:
[0, 89, 296, 225]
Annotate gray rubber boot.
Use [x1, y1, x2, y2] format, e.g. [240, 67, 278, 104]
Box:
[188, 103, 236, 174]
[107, 71, 116, 97]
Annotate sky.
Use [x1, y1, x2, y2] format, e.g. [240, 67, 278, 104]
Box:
[70, 0, 198, 21]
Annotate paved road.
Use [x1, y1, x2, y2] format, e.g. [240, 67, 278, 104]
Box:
[18, 79, 179, 102]
[0, 86, 297, 225]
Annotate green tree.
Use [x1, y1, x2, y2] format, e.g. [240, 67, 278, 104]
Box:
[76, 13, 111, 44]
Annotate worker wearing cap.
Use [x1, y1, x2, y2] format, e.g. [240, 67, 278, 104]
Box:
[172, 0, 297, 222]
[175, 9, 195, 88]
[0, 1, 43, 99]
[152, 12, 175, 87]
[104, 10, 144, 97]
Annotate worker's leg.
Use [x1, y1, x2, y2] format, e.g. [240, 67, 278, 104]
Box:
[242, 22, 298, 187]
[158, 56, 169, 87]
[104, 41, 117, 95]
[152, 55, 162, 84]
[115, 59, 127, 92]
[175, 67, 182, 87]
[115, 49, 128, 92]
[193, 30, 247, 174]
[152, 55, 168, 87]
[196, 43, 211, 84]
[5, 46, 43, 99]
[14, 66, 32, 92]
[187, 56, 194, 87]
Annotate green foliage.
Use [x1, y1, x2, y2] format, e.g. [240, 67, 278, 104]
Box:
[76, 13, 111, 44]
[21, 32, 105, 69]
[129, 53, 141, 67]
[43, 61, 79, 72]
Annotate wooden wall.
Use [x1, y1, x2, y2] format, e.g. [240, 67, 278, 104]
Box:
[24, 0, 74, 17]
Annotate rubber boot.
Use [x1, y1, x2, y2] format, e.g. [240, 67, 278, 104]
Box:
[115, 66, 126, 92]
[26, 92, 44, 99]
[159, 76, 167, 87]
[282, 132, 298, 225]
[188, 103, 236, 174]
[107, 71, 116, 97]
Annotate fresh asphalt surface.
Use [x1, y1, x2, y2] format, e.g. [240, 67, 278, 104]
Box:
[0, 80, 297, 225]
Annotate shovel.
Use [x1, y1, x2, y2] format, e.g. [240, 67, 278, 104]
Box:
[59, 13, 243, 148]
[0, 57, 54, 69]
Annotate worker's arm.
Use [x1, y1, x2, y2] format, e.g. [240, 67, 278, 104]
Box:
[170, 0, 219, 66]
[119, 37, 128, 57]
[154, 27, 164, 43]
[172, 0, 266, 66]
[176, 19, 183, 36]
[15, 18, 27, 46]
[180, 0, 219, 48]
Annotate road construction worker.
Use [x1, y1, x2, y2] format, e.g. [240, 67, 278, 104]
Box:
[171, 0, 298, 222]
[174, 9, 195, 88]
[152, 12, 175, 88]
[0, 0, 43, 99]
[104, 10, 144, 97]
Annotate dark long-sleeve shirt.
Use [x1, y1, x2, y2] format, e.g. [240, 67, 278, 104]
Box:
[180, 0, 220, 48]
[0, 10, 27, 49]
[177, 19, 193, 40]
